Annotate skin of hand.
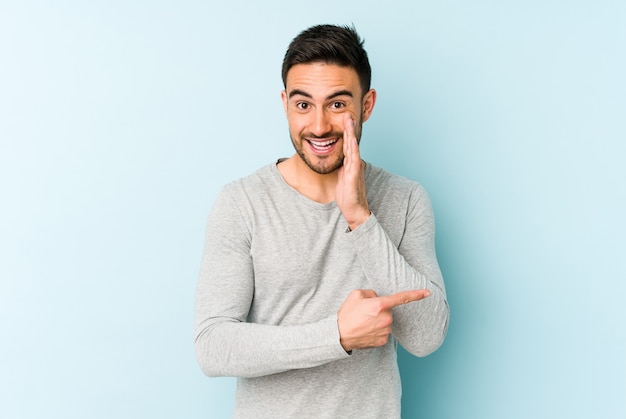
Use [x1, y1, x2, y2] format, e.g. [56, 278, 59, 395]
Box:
[334, 113, 432, 352]
[337, 289, 432, 352]
[335, 113, 371, 231]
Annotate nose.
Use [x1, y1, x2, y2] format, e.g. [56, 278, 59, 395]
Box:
[310, 108, 332, 137]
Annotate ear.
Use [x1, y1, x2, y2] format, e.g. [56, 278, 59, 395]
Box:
[361, 89, 377, 122]
[281, 90, 288, 114]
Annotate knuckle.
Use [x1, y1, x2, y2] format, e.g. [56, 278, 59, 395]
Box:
[348, 289, 364, 300]
[372, 300, 384, 312]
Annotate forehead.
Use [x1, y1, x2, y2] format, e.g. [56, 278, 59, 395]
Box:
[285, 63, 361, 97]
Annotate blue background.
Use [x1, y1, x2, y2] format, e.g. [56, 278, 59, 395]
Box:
[1, 1, 624, 418]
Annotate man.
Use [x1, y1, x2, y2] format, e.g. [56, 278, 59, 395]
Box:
[195, 24, 449, 418]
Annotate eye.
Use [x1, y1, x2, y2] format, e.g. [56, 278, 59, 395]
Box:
[330, 101, 346, 110]
[296, 102, 310, 110]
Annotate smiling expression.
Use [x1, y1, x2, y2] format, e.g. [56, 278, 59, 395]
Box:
[281, 62, 376, 175]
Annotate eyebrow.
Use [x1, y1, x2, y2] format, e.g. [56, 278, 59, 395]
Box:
[288, 89, 354, 100]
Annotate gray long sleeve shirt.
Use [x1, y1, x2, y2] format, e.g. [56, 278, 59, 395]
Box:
[194, 161, 449, 418]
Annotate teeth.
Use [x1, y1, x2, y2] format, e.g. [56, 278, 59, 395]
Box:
[309, 139, 337, 148]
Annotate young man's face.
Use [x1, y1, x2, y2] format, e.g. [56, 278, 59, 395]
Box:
[281, 62, 376, 175]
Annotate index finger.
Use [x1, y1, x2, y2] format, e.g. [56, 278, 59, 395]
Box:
[343, 112, 356, 138]
[342, 113, 357, 157]
[378, 289, 431, 309]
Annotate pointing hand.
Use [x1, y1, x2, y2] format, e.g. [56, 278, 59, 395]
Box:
[337, 289, 431, 352]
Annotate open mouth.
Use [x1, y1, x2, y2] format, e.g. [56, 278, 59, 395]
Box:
[307, 138, 339, 152]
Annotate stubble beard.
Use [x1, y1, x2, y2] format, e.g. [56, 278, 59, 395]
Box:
[289, 122, 362, 176]
[293, 134, 344, 175]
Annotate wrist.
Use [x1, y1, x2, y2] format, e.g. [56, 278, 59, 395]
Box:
[347, 211, 371, 232]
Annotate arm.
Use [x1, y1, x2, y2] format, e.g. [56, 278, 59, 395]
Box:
[347, 192, 449, 356]
[193, 187, 349, 378]
[336, 114, 449, 356]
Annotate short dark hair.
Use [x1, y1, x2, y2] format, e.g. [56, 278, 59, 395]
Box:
[281, 24, 372, 95]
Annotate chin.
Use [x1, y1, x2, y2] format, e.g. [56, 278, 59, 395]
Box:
[300, 152, 344, 175]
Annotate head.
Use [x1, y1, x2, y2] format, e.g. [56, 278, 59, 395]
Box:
[281, 25, 376, 175]
[282, 24, 372, 96]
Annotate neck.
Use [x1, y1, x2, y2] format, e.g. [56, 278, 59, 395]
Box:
[277, 154, 338, 204]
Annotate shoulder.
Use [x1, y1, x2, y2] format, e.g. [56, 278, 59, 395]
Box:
[364, 163, 434, 243]
[220, 163, 279, 198]
[365, 162, 427, 200]
[208, 163, 280, 230]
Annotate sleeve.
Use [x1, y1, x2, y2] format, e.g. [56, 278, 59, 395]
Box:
[193, 186, 350, 378]
[347, 184, 449, 357]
